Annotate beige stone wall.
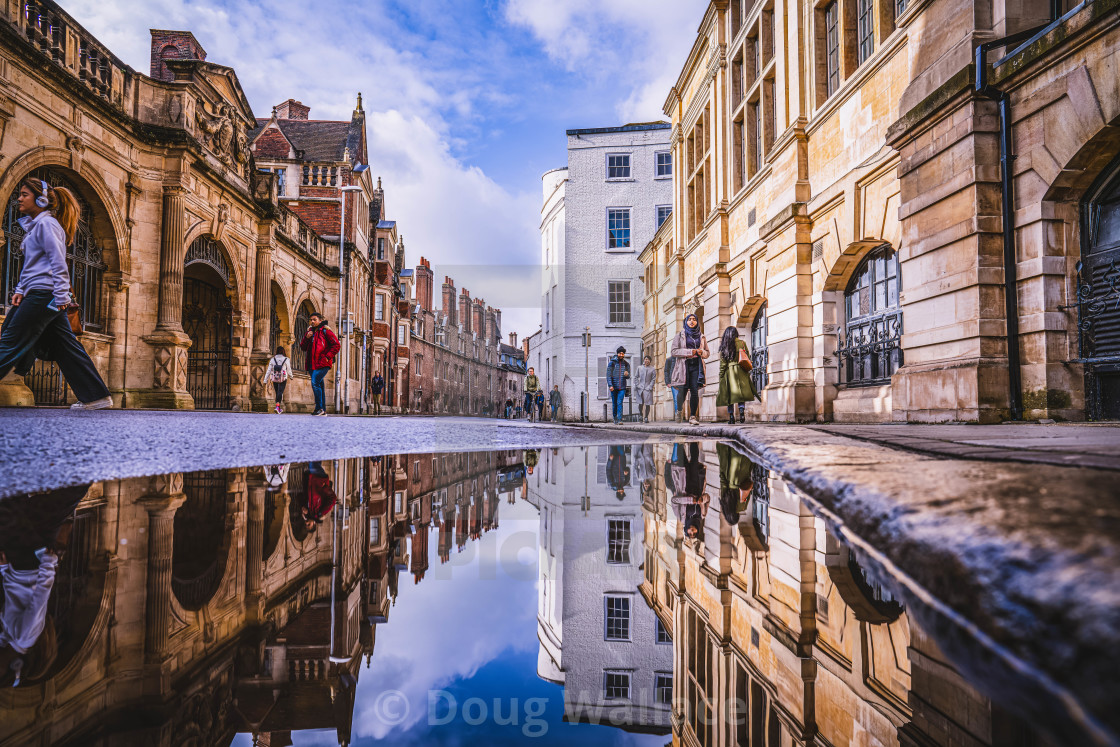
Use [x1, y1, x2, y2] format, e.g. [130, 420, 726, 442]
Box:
[644, 0, 1120, 422]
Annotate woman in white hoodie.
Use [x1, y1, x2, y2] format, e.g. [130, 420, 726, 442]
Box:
[262, 345, 293, 413]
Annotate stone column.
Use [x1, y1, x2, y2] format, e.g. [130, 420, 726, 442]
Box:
[139, 185, 194, 409]
[104, 271, 131, 406]
[250, 236, 273, 412]
[140, 475, 185, 667]
[156, 186, 187, 333]
[246, 476, 265, 603]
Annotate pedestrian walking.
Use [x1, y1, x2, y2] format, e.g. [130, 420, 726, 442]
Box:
[549, 385, 562, 422]
[664, 355, 680, 421]
[607, 444, 630, 499]
[634, 355, 656, 423]
[535, 389, 545, 421]
[0, 178, 113, 410]
[716, 326, 759, 424]
[505, 398, 514, 419]
[297, 461, 336, 534]
[670, 313, 710, 425]
[298, 312, 340, 416]
[667, 441, 709, 539]
[262, 346, 293, 414]
[524, 367, 540, 419]
[606, 346, 631, 424]
[370, 372, 385, 415]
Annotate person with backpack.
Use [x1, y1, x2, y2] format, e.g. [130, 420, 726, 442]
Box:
[298, 312, 340, 416]
[370, 372, 385, 415]
[0, 178, 113, 410]
[535, 389, 546, 421]
[524, 367, 540, 420]
[606, 346, 631, 425]
[262, 345, 293, 414]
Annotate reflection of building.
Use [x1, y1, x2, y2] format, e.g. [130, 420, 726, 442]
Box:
[644, 2, 1120, 423]
[0, 459, 370, 745]
[640, 441, 1050, 745]
[526, 445, 673, 734]
[538, 124, 673, 421]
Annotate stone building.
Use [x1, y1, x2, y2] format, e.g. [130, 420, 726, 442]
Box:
[638, 441, 1052, 745]
[407, 256, 520, 416]
[0, 2, 376, 412]
[642, 0, 1120, 423]
[0, 459, 370, 745]
[538, 124, 673, 421]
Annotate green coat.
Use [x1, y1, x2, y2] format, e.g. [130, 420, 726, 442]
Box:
[716, 442, 754, 491]
[716, 339, 759, 407]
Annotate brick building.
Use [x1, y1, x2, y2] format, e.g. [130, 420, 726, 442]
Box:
[640, 0, 1120, 423]
[407, 257, 523, 416]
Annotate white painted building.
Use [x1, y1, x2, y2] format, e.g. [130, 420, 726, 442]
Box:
[538, 124, 673, 421]
[526, 445, 672, 734]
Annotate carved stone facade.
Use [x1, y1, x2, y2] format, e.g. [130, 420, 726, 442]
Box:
[642, 0, 1120, 423]
[0, 3, 368, 412]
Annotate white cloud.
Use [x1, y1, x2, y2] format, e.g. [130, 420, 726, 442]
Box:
[62, 0, 541, 334]
[504, 0, 707, 122]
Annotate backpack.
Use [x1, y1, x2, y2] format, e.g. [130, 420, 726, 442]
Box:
[270, 356, 288, 383]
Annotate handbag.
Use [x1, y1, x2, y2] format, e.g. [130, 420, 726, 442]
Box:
[64, 288, 82, 336]
[737, 344, 753, 371]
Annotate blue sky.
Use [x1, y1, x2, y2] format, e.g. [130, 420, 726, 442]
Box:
[66, 0, 707, 335]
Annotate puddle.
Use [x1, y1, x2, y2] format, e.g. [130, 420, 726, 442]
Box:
[0, 441, 1070, 745]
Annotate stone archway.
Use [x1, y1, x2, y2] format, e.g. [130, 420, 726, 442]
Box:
[183, 236, 235, 410]
[172, 469, 233, 611]
[1, 167, 115, 405]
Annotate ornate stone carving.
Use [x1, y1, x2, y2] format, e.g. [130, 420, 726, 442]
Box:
[168, 94, 182, 123]
[66, 135, 85, 172]
[195, 100, 250, 176]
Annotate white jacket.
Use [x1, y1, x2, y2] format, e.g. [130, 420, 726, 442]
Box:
[0, 549, 57, 654]
[262, 354, 293, 384]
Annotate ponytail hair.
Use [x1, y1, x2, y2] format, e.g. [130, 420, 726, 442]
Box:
[22, 178, 79, 245]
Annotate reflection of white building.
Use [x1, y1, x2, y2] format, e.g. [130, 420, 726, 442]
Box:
[525, 446, 672, 733]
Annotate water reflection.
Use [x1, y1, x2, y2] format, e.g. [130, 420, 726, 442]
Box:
[0, 443, 1058, 745]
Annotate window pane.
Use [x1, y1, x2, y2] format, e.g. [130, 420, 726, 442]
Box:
[857, 0, 874, 64]
[657, 205, 672, 228]
[608, 154, 631, 179]
[608, 209, 631, 249]
[656, 151, 673, 177]
[608, 519, 631, 564]
[605, 596, 631, 640]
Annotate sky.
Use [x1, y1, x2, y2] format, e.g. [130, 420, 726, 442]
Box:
[66, 0, 708, 337]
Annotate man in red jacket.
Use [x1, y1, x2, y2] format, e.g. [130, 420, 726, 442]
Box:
[299, 312, 341, 416]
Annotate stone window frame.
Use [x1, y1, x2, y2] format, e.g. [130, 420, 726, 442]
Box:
[603, 670, 632, 700]
[656, 205, 672, 229]
[606, 518, 631, 564]
[604, 594, 632, 641]
[655, 672, 673, 705]
[655, 150, 673, 179]
[607, 280, 632, 326]
[375, 293, 385, 321]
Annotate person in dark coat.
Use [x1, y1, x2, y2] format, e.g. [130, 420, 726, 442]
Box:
[606, 445, 631, 499]
[370, 372, 385, 415]
[298, 312, 340, 416]
[606, 346, 631, 425]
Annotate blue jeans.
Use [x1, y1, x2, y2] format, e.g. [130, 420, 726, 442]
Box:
[310, 367, 329, 411]
[611, 388, 626, 422]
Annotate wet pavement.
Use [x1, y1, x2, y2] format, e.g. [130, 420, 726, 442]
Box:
[0, 435, 1110, 746]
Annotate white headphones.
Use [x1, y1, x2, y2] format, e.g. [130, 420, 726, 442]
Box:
[35, 180, 49, 209]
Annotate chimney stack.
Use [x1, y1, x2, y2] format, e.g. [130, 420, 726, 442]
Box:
[458, 289, 472, 334]
[509, 332, 518, 348]
[273, 98, 310, 120]
[150, 30, 206, 82]
[473, 299, 485, 337]
[442, 276, 457, 326]
[415, 257, 434, 311]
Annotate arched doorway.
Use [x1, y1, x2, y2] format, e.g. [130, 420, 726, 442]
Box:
[172, 469, 231, 611]
[183, 236, 233, 410]
[2, 167, 109, 404]
[1079, 159, 1120, 419]
[290, 300, 314, 372]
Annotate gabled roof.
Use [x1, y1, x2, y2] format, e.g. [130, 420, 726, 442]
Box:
[250, 119, 351, 161]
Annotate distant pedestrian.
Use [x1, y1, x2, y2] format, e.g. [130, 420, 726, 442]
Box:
[549, 385, 562, 422]
[634, 355, 656, 423]
[606, 444, 630, 499]
[535, 389, 545, 421]
[298, 312, 340, 416]
[716, 326, 759, 424]
[670, 313, 709, 425]
[370, 372, 385, 415]
[0, 178, 113, 410]
[524, 367, 540, 419]
[606, 346, 631, 424]
[505, 398, 514, 419]
[299, 461, 336, 534]
[262, 345, 293, 414]
[663, 356, 680, 421]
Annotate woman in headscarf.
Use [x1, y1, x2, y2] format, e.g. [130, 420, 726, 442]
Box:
[667, 441, 709, 539]
[669, 313, 710, 424]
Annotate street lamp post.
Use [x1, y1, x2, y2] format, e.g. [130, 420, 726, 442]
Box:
[336, 171, 366, 413]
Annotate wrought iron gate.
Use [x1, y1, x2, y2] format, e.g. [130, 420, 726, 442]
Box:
[1076, 163, 1120, 420]
[183, 277, 232, 410]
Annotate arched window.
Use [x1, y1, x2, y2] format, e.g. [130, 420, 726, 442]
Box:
[1079, 155, 1120, 419]
[838, 246, 902, 385]
[291, 301, 314, 372]
[750, 304, 768, 391]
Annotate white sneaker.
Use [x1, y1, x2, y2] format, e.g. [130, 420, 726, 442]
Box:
[71, 396, 113, 410]
[689, 416, 699, 425]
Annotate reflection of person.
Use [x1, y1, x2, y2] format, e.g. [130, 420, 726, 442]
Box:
[606, 445, 631, 499]
[0, 482, 88, 685]
[667, 442, 709, 537]
[670, 313, 710, 425]
[716, 442, 755, 525]
[264, 463, 290, 490]
[0, 179, 113, 410]
[524, 449, 540, 475]
[299, 462, 337, 533]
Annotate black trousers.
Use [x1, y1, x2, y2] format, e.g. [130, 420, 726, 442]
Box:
[273, 380, 287, 403]
[677, 361, 701, 416]
[0, 289, 111, 404]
